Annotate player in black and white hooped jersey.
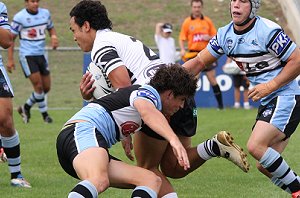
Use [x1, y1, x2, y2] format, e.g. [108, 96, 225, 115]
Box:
[69, 1, 250, 197]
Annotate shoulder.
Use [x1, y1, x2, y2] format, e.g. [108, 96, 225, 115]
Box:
[0, 2, 7, 13]
[203, 16, 213, 23]
[38, 8, 51, 15]
[13, 9, 27, 21]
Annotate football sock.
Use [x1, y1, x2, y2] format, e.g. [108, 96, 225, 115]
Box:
[131, 186, 157, 198]
[271, 174, 300, 194]
[68, 180, 98, 198]
[1, 132, 21, 179]
[212, 84, 223, 109]
[26, 91, 39, 107]
[162, 192, 178, 198]
[197, 139, 219, 160]
[260, 147, 300, 193]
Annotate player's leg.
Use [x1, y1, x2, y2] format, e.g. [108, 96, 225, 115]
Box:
[109, 159, 161, 197]
[247, 95, 300, 195]
[40, 74, 52, 123]
[134, 131, 176, 198]
[233, 75, 241, 108]
[0, 67, 30, 187]
[161, 131, 250, 178]
[205, 68, 223, 109]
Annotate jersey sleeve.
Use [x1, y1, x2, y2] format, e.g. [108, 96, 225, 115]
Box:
[179, 18, 189, 41]
[45, 9, 54, 30]
[0, 3, 10, 30]
[10, 12, 23, 35]
[207, 34, 225, 58]
[266, 29, 296, 62]
[130, 84, 162, 111]
[92, 39, 125, 76]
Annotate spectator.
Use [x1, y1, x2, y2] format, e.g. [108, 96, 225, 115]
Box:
[179, 0, 224, 109]
[154, 22, 176, 64]
[7, 0, 59, 124]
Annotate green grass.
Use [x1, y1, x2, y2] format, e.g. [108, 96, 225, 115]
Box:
[0, 1, 298, 197]
[0, 108, 299, 197]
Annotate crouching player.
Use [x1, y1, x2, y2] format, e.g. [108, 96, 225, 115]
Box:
[56, 64, 197, 198]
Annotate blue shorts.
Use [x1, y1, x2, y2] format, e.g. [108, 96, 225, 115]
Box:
[255, 95, 300, 139]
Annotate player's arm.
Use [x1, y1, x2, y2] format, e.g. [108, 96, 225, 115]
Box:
[7, 33, 17, 73]
[155, 23, 164, 36]
[108, 66, 132, 88]
[133, 98, 190, 170]
[48, 27, 59, 49]
[249, 48, 300, 101]
[0, 28, 12, 49]
[183, 48, 217, 76]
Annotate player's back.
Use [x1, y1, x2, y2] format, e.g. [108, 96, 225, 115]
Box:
[92, 29, 164, 85]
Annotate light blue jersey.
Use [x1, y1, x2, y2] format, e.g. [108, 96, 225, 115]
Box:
[0, 2, 10, 67]
[67, 84, 162, 148]
[207, 16, 300, 105]
[10, 8, 54, 56]
[0, 2, 14, 96]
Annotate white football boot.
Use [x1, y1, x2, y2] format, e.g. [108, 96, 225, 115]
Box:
[213, 131, 250, 173]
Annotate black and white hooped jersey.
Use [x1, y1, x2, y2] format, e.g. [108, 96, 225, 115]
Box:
[91, 29, 164, 85]
[67, 84, 162, 147]
[207, 16, 300, 105]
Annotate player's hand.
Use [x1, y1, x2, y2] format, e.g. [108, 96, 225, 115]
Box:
[6, 60, 15, 73]
[80, 72, 95, 100]
[121, 135, 134, 161]
[248, 80, 278, 101]
[180, 49, 186, 57]
[169, 137, 190, 170]
[51, 35, 59, 50]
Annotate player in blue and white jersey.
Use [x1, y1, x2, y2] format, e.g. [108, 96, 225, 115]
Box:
[183, 0, 300, 197]
[0, 2, 31, 188]
[56, 64, 197, 198]
[7, 0, 59, 124]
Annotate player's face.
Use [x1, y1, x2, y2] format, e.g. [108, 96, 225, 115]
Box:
[69, 17, 93, 52]
[162, 93, 186, 116]
[26, 0, 39, 13]
[231, 0, 251, 25]
[191, 1, 203, 18]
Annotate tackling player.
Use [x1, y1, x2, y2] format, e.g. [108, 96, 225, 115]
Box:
[69, 1, 249, 197]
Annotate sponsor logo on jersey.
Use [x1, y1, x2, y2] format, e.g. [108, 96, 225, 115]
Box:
[237, 37, 245, 44]
[137, 89, 158, 104]
[143, 65, 162, 78]
[209, 36, 223, 54]
[192, 33, 206, 42]
[251, 39, 258, 46]
[226, 38, 233, 49]
[269, 31, 291, 56]
[120, 121, 139, 136]
[0, 16, 8, 23]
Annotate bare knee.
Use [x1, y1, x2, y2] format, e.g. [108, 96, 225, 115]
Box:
[143, 172, 162, 192]
[88, 176, 110, 193]
[0, 116, 14, 137]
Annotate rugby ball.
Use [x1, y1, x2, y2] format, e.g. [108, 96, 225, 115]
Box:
[86, 62, 114, 99]
[222, 61, 242, 75]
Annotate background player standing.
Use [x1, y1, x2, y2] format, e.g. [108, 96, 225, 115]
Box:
[7, 0, 59, 124]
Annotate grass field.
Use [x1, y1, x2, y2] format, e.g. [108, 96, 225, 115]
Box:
[0, 108, 299, 197]
[0, 1, 298, 197]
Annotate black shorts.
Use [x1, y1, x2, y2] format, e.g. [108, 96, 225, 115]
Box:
[233, 75, 249, 89]
[19, 55, 50, 78]
[0, 68, 13, 97]
[141, 97, 197, 140]
[56, 123, 119, 179]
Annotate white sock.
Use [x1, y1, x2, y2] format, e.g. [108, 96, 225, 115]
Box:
[162, 192, 178, 198]
[197, 140, 216, 161]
